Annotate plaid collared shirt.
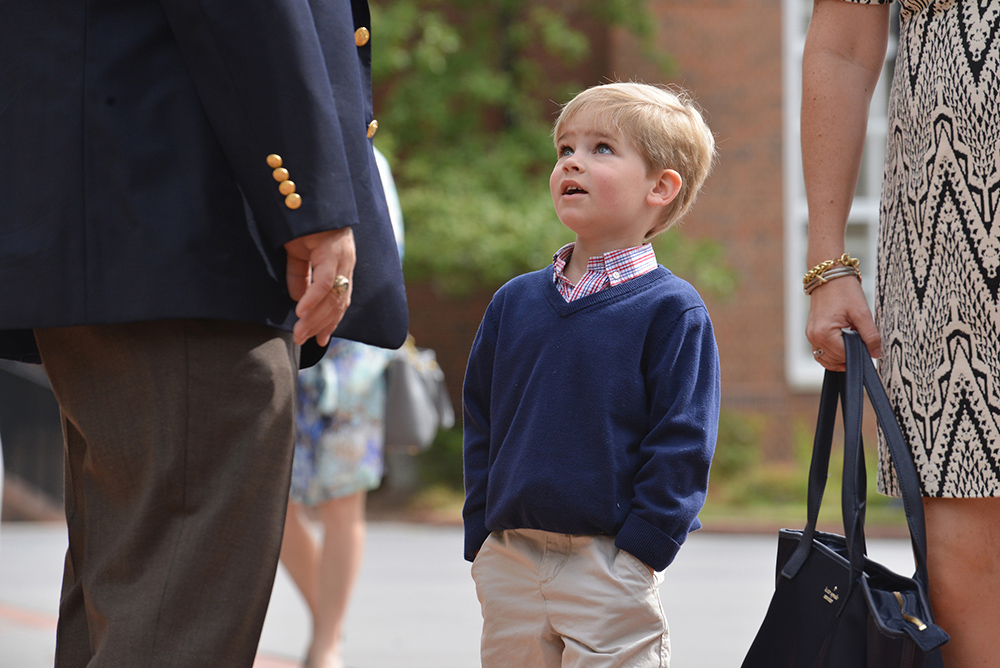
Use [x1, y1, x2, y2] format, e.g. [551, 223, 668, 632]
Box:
[552, 242, 658, 302]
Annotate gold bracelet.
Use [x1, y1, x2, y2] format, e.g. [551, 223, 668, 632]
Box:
[803, 253, 861, 295]
[804, 266, 861, 295]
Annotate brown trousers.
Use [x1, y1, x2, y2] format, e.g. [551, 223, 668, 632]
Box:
[35, 320, 298, 667]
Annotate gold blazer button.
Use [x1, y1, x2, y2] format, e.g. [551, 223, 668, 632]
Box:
[355, 27, 370, 47]
[366, 119, 378, 139]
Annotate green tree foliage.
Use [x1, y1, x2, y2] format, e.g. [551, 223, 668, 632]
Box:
[372, 0, 736, 299]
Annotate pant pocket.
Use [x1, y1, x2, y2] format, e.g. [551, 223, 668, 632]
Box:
[614, 548, 657, 588]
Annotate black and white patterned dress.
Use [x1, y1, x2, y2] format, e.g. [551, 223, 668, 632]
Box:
[848, 0, 1000, 496]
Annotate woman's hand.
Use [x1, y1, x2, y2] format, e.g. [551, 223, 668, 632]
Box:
[805, 276, 881, 371]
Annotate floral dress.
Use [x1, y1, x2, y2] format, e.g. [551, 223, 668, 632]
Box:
[290, 339, 394, 505]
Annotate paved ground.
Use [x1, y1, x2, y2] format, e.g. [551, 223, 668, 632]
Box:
[0, 521, 918, 668]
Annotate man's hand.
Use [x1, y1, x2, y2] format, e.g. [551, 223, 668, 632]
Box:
[284, 227, 356, 346]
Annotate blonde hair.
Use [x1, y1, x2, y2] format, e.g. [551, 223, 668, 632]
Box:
[552, 81, 716, 238]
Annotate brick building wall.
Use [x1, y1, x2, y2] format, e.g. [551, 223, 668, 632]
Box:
[614, 0, 823, 455]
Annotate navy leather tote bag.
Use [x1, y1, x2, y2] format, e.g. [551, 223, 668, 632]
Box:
[741, 332, 949, 668]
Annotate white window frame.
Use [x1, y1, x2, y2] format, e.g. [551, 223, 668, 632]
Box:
[782, 0, 897, 389]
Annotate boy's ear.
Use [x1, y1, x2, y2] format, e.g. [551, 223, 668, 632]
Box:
[648, 169, 682, 208]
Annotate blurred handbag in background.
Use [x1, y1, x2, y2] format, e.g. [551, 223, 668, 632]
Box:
[741, 331, 948, 668]
[384, 335, 455, 453]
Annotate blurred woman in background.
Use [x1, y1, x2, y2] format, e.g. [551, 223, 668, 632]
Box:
[280, 149, 404, 668]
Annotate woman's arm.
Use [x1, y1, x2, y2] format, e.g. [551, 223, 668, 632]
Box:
[801, 0, 891, 369]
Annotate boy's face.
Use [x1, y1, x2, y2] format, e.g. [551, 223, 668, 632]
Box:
[550, 109, 664, 247]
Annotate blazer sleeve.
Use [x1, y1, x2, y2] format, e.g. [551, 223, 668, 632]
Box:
[159, 0, 408, 351]
[157, 0, 375, 249]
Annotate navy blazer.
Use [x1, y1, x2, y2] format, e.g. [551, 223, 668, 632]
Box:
[0, 0, 408, 364]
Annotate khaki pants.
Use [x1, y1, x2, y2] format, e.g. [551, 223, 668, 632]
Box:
[472, 529, 670, 668]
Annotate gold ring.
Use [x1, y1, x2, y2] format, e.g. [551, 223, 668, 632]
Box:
[332, 275, 350, 295]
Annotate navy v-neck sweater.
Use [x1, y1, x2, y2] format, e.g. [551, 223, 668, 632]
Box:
[462, 266, 721, 571]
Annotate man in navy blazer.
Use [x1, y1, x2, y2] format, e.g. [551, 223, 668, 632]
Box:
[0, 0, 407, 665]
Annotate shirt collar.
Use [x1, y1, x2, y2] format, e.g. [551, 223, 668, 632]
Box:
[552, 242, 657, 286]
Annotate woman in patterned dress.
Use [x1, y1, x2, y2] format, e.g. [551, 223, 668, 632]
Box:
[279, 149, 404, 668]
[801, 1, 1000, 665]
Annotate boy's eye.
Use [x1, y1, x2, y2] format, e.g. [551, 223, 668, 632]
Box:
[595, 143, 614, 154]
[558, 145, 574, 158]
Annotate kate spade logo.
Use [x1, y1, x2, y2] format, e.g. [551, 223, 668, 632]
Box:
[823, 586, 840, 604]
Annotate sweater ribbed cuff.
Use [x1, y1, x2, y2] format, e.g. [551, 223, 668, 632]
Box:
[463, 509, 490, 563]
[615, 513, 682, 572]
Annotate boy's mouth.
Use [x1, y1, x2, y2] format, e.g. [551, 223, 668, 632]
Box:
[562, 183, 587, 196]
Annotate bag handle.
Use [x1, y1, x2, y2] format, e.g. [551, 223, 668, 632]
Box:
[844, 331, 931, 586]
[782, 332, 931, 591]
[841, 341, 868, 577]
[779, 370, 839, 579]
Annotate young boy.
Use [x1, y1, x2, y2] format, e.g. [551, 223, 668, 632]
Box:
[462, 82, 720, 668]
